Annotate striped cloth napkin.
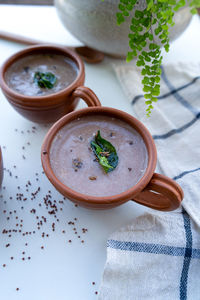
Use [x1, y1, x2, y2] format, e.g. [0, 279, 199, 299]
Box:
[98, 63, 200, 300]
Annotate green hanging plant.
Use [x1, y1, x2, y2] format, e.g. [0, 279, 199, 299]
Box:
[102, 0, 200, 116]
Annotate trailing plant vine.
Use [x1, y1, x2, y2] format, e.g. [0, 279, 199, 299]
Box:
[104, 0, 200, 116]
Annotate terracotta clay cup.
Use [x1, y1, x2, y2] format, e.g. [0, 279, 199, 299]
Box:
[41, 98, 184, 212]
[0, 45, 86, 123]
[0, 147, 3, 187]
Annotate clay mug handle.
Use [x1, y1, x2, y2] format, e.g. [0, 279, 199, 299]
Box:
[71, 86, 101, 107]
[132, 173, 184, 211]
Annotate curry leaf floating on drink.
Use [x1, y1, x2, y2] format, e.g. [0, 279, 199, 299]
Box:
[34, 71, 57, 89]
[90, 130, 118, 173]
[48, 115, 148, 197]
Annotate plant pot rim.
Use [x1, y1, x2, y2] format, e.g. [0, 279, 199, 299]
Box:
[41, 106, 157, 205]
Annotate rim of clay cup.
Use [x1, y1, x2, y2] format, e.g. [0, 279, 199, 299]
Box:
[41, 107, 157, 205]
[0, 44, 85, 107]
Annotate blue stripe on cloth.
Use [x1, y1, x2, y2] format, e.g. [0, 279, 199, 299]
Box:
[192, 249, 200, 259]
[107, 240, 200, 259]
[132, 94, 143, 105]
[161, 66, 199, 116]
[180, 211, 193, 300]
[131, 76, 200, 105]
[173, 167, 200, 181]
[152, 112, 200, 140]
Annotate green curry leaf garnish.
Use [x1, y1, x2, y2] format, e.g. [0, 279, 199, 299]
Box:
[90, 130, 118, 173]
[34, 72, 57, 89]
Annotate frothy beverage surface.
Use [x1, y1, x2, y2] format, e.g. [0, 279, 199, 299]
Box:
[50, 115, 148, 197]
[5, 54, 78, 96]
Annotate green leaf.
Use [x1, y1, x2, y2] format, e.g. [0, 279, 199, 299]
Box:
[152, 90, 160, 96]
[118, 3, 126, 11]
[116, 12, 125, 25]
[142, 76, 150, 84]
[155, 76, 161, 83]
[136, 60, 145, 67]
[126, 4, 133, 11]
[164, 44, 170, 52]
[129, 0, 137, 4]
[90, 131, 118, 173]
[123, 11, 130, 16]
[145, 56, 151, 62]
[34, 72, 56, 89]
[190, 7, 197, 14]
[148, 34, 153, 41]
[141, 68, 146, 75]
[130, 25, 138, 32]
[141, 41, 147, 47]
[168, 0, 176, 4]
[162, 24, 168, 31]
[144, 93, 151, 99]
[126, 52, 134, 62]
[143, 85, 152, 92]
[149, 43, 158, 50]
[111, 0, 195, 116]
[137, 26, 143, 32]
[145, 100, 152, 105]
[131, 18, 139, 26]
[147, 0, 154, 10]
[141, 17, 150, 28]
[135, 10, 143, 18]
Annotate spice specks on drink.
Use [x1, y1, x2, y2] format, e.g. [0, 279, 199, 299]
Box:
[72, 158, 83, 172]
[89, 176, 97, 181]
[23, 66, 29, 73]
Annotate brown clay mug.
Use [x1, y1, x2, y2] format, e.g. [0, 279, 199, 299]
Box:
[0, 45, 88, 123]
[41, 94, 183, 212]
[0, 147, 3, 187]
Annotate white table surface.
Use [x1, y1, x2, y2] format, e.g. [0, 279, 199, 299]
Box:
[0, 5, 199, 300]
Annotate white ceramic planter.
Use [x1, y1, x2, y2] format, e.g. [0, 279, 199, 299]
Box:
[55, 0, 193, 57]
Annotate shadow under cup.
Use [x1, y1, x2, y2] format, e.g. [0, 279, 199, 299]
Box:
[0, 45, 86, 123]
[41, 106, 184, 211]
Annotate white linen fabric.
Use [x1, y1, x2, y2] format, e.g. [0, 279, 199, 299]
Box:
[98, 63, 200, 300]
